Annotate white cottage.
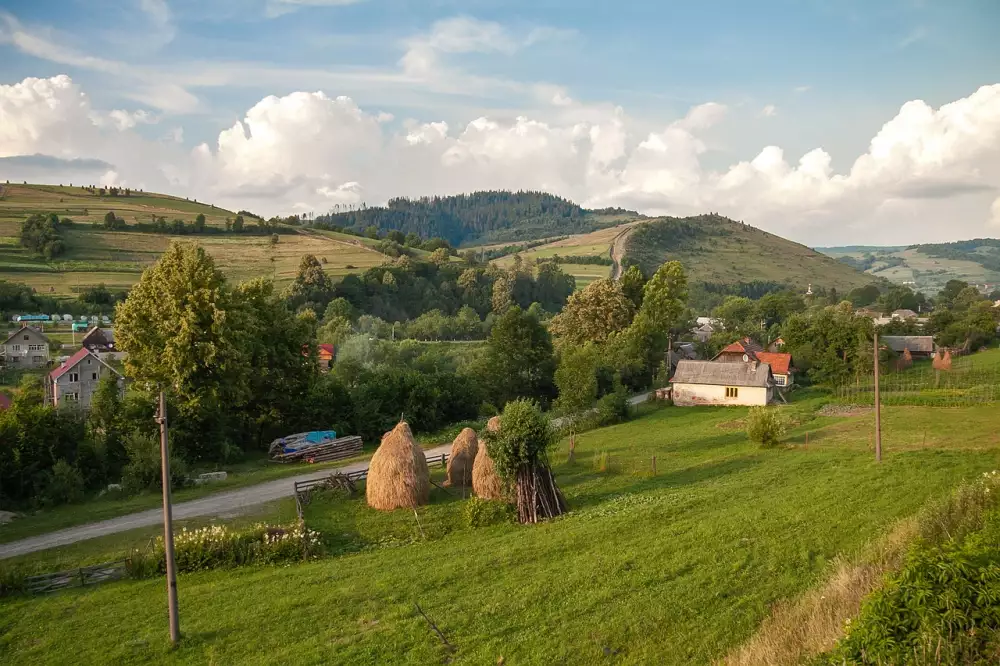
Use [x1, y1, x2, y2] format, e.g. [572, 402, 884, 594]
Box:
[670, 360, 774, 406]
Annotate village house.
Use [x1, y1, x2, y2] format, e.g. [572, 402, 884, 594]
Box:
[670, 359, 775, 406]
[712, 337, 795, 388]
[47, 347, 124, 409]
[316, 343, 335, 371]
[881, 335, 935, 359]
[1, 325, 50, 369]
[892, 309, 919, 321]
[79, 327, 126, 362]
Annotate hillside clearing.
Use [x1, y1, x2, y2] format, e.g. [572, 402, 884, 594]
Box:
[3, 399, 999, 664]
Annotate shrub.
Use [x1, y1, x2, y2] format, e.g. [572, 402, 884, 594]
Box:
[121, 431, 188, 495]
[464, 497, 515, 528]
[41, 460, 84, 506]
[127, 522, 323, 577]
[746, 406, 787, 447]
[594, 386, 629, 426]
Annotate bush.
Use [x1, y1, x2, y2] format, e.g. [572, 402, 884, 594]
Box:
[464, 497, 515, 528]
[746, 406, 787, 447]
[121, 431, 188, 495]
[128, 522, 324, 577]
[41, 460, 85, 506]
[594, 386, 629, 427]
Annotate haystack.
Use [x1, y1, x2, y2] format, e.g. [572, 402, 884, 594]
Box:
[486, 415, 501, 433]
[366, 421, 430, 511]
[472, 437, 504, 500]
[932, 349, 952, 371]
[444, 428, 478, 487]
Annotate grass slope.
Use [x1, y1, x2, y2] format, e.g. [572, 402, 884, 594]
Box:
[818, 242, 1000, 294]
[624, 215, 874, 296]
[4, 398, 1000, 664]
[0, 184, 387, 296]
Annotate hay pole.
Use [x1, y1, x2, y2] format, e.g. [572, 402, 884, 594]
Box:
[415, 603, 456, 653]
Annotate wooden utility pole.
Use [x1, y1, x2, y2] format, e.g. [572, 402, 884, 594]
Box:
[873, 332, 882, 463]
[157, 391, 180, 645]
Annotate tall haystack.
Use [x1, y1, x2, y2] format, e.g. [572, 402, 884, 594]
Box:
[445, 428, 478, 487]
[933, 349, 953, 371]
[366, 421, 430, 511]
[472, 440, 504, 500]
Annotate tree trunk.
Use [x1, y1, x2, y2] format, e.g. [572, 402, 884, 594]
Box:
[515, 464, 567, 524]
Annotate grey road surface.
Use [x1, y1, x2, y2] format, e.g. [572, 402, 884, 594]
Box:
[0, 444, 451, 560]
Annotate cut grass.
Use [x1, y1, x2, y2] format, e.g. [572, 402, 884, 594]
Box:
[2, 398, 999, 664]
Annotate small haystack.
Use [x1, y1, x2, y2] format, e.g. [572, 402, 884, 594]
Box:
[473, 437, 504, 500]
[444, 428, 479, 487]
[366, 421, 430, 511]
[932, 349, 953, 371]
[486, 415, 501, 433]
[895, 347, 913, 371]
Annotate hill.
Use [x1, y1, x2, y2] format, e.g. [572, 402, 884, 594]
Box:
[819, 239, 1000, 295]
[313, 191, 640, 246]
[0, 184, 388, 298]
[622, 215, 876, 310]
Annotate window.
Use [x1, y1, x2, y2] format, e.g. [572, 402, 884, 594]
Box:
[64, 392, 79, 402]
[29, 344, 44, 351]
[774, 375, 786, 386]
[91, 372, 98, 381]
[23, 335, 29, 341]
[69, 372, 80, 383]
[10, 357, 19, 364]
[11, 344, 20, 352]
[725, 387, 739, 398]
[32, 356, 44, 363]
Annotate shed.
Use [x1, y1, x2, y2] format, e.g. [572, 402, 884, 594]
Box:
[881, 335, 935, 358]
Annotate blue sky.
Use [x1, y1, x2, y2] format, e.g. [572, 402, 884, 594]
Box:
[1, 0, 999, 243]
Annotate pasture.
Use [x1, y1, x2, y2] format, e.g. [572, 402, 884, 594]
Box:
[3, 396, 1000, 664]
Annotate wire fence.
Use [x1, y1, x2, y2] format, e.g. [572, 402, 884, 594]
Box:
[833, 365, 1000, 407]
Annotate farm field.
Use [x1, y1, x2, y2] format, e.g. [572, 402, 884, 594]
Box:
[3, 397, 1000, 664]
[818, 244, 1000, 294]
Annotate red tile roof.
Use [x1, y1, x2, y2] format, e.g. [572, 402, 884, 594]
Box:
[50, 347, 95, 380]
[757, 352, 793, 375]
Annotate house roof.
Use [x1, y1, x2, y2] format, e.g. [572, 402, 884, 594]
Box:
[671, 360, 773, 388]
[2, 325, 49, 346]
[881, 335, 935, 354]
[80, 327, 115, 349]
[756, 352, 793, 375]
[892, 309, 918, 319]
[317, 343, 335, 358]
[50, 347, 121, 381]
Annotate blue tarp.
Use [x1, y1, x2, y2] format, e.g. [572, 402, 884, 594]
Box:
[280, 430, 337, 454]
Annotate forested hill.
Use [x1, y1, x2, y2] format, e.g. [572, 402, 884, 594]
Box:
[312, 191, 638, 246]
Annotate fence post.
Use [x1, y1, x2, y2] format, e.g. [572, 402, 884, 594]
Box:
[651, 455, 656, 476]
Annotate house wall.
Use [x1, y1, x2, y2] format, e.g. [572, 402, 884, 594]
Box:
[672, 383, 770, 407]
[52, 355, 116, 408]
[2, 329, 49, 369]
[714, 352, 748, 364]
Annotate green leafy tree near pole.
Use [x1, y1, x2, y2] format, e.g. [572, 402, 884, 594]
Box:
[480, 305, 556, 408]
[115, 241, 249, 460]
[554, 343, 599, 415]
[635, 260, 688, 334]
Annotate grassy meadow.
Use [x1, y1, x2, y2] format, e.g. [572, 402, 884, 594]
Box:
[0, 184, 389, 296]
[490, 223, 631, 288]
[818, 244, 1000, 294]
[3, 396, 1000, 664]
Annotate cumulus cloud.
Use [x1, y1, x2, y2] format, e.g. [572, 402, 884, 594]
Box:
[760, 104, 777, 117]
[4, 74, 1000, 244]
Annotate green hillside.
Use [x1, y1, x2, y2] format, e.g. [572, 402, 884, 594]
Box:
[313, 191, 641, 246]
[0, 184, 388, 298]
[623, 215, 876, 308]
[819, 239, 1000, 295]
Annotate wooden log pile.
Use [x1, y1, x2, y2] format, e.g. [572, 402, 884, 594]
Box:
[271, 436, 363, 463]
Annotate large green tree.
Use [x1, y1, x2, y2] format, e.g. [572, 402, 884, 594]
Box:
[480, 306, 556, 407]
[115, 242, 248, 459]
[549, 278, 635, 346]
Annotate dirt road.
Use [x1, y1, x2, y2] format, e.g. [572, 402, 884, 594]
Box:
[0, 444, 451, 560]
[610, 224, 638, 280]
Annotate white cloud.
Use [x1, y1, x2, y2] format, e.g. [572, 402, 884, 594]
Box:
[138, 0, 175, 45]
[760, 104, 777, 117]
[794, 85, 811, 93]
[898, 26, 927, 49]
[107, 109, 158, 131]
[4, 74, 1000, 245]
[264, 0, 366, 19]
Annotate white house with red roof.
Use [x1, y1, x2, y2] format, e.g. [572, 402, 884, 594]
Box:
[47, 347, 123, 409]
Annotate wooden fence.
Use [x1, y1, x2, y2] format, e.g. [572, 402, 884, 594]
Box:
[271, 435, 363, 464]
[21, 560, 128, 595]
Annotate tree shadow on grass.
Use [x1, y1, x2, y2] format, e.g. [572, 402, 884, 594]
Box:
[564, 455, 761, 512]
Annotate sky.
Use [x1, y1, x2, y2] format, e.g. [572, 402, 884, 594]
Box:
[1, 0, 999, 246]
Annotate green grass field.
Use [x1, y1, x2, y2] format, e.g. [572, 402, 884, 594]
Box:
[818, 245, 1000, 294]
[3, 396, 999, 664]
[0, 184, 390, 296]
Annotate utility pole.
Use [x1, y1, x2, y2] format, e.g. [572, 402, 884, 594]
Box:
[157, 391, 180, 645]
[873, 332, 882, 463]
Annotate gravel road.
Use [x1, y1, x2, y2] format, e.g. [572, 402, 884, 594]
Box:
[0, 444, 451, 560]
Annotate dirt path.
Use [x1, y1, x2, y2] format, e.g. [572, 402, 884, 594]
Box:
[0, 444, 451, 560]
[610, 224, 637, 280]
